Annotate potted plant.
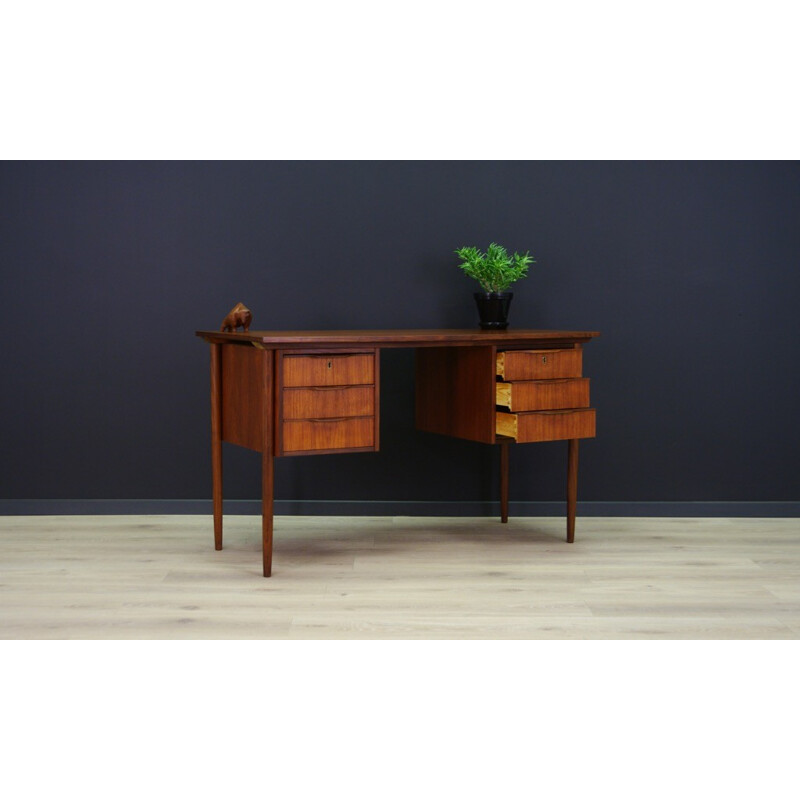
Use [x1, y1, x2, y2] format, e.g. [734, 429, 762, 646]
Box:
[454, 243, 535, 329]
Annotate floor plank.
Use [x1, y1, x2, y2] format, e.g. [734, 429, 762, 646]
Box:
[1, 515, 798, 639]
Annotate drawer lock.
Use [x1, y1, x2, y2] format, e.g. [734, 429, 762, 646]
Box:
[542, 355, 547, 364]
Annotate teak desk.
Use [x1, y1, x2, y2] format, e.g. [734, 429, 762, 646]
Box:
[196, 329, 600, 576]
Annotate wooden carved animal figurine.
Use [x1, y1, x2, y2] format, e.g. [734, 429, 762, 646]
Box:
[220, 302, 252, 333]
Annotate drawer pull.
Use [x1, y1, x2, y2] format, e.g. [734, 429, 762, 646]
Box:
[307, 417, 351, 423]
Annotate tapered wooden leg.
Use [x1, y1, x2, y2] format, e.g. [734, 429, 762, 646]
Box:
[210, 343, 223, 550]
[261, 348, 275, 577]
[566, 438, 579, 543]
[262, 450, 274, 577]
[500, 440, 509, 523]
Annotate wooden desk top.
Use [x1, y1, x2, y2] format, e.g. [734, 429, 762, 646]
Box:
[196, 328, 601, 349]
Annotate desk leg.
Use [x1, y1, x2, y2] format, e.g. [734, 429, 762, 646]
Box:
[210, 343, 223, 550]
[262, 348, 275, 577]
[500, 440, 509, 523]
[566, 438, 578, 543]
[262, 450, 274, 577]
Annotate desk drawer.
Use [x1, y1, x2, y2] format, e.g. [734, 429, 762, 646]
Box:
[283, 386, 375, 420]
[282, 416, 374, 453]
[497, 408, 596, 442]
[496, 348, 582, 381]
[496, 378, 590, 412]
[283, 353, 374, 387]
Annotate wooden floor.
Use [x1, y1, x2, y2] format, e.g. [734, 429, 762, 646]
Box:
[1, 515, 798, 639]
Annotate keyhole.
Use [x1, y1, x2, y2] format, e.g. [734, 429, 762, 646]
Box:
[542, 355, 547, 364]
[327, 360, 332, 369]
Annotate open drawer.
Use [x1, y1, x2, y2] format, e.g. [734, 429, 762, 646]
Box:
[496, 408, 596, 442]
[496, 377, 590, 411]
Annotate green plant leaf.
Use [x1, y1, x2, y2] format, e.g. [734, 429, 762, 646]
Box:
[454, 243, 536, 292]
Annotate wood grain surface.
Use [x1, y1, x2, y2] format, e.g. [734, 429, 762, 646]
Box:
[221, 342, 265, 451]
[197, 329, 600, 349]
[496, 348, 583, 381]
[282, 416, 375, 453]
[415, 345, 496, 443]
[496, 378, 590, 411]
[1, 515, 798, 639]
[282, 386, 375, 419]
[496, 408, 596, 442]
[282, 353, 374, 387]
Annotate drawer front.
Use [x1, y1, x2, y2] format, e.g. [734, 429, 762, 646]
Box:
[497, 408, 596, 442]
[496, 348, 582, 381]
[283, 385, 375, 420]
[282, 416, 374, 453]
[283, 353, 374, 387]
[496, 378, 590, 411]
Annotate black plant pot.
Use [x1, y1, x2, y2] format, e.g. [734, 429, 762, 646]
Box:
[474, 292, 513, 330]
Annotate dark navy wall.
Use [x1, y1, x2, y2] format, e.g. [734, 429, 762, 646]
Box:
[1, 161, 799, 512]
